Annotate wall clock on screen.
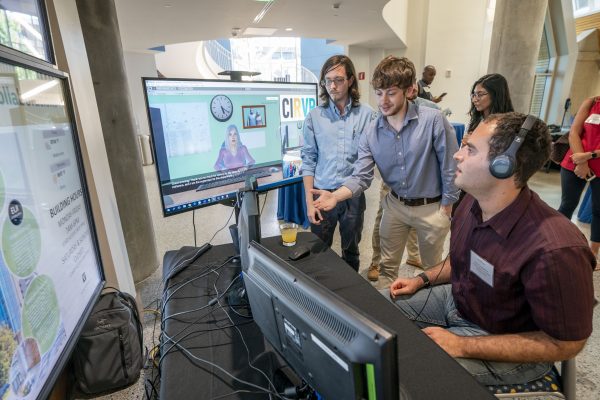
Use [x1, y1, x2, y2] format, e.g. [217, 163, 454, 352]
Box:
[210, 94, 233, 122]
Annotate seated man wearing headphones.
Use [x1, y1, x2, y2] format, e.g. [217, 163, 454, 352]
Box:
[386, 112, 595, 386]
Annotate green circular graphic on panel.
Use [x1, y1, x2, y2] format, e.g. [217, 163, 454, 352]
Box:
[0, 170, 4, 212]
[21, 275, 60, 355]
[2, 207, 41, 277]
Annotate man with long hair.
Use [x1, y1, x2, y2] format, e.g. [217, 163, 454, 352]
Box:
[312, 56, 459, 284]
[301, 55, 375, 271]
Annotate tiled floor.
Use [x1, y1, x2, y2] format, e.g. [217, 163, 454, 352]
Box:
[88, 168, 600, 399]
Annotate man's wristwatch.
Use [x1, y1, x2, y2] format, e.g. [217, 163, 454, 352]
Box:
[592, 151, 598, 159]
[418, 272, 431, 287]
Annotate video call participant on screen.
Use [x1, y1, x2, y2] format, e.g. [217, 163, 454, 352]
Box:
[247, 109, 257, 127]
[214, 124, 255, 171]
[301, 55, 375, 271]
[385, 113, 595, 386]
[312, 56, 459, 284]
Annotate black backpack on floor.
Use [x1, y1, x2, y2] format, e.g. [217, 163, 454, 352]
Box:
[72, 289, 144, 395]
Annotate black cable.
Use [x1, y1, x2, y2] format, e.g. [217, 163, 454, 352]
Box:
[260, 191, 268, 215]
[214, 297, 287, 399]
[144, 298, 162, 400]
[163, 273, 241, 322]
[210, 390, 267, 399]
[159, 264, 246, 361]
[161, 256, 236, 317]
[160, 331, 290, 399]
[227, 303, 252, 319]
[193, 209, 197, 247]
[406, 251, 451, 324]
[162, 245, 215, 285]
[158, 319, 256, 366]
[208, 199, 238, 245]
[404, 212, 468, 325]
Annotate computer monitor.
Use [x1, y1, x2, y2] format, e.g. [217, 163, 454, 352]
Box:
[142, 78, 317, 216]
[243, 242, 399, 400]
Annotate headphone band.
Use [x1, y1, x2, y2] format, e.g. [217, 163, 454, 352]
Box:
[489, 114, 538, 179]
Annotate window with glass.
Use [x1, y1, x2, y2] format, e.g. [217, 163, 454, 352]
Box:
[572, 0, 600, 17]
[0, 0, 51, 62]
[529, 27, 552, 118]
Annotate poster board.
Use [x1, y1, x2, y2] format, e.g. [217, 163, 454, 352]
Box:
[0, 63, 103, 399]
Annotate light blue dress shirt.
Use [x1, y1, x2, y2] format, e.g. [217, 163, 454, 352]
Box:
[301, 99, 375, 189]
[343, 102, 460, 206]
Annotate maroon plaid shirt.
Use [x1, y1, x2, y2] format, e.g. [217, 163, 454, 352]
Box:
[450, 187, 595, 341]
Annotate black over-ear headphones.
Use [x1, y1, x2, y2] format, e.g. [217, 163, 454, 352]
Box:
[489, 114, 538, 179]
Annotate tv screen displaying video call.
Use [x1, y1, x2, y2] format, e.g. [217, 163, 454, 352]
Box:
[142, 78, 317, 216]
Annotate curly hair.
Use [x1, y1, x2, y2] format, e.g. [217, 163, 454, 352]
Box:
[371, 56, 416, 90]
[486, 112, 551, 188]
[318, 55, 360, 107]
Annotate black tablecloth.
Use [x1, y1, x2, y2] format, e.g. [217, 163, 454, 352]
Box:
[160, 232, 492, 399]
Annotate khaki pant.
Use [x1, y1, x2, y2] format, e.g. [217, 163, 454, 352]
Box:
[371, 183, 420, 266]
[378, 192, 450, 284]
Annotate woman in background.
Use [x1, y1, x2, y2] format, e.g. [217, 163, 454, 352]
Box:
[452, 73, 514, 216]
[558, 96, 600, 269]
[463, 73, 514, 144]
[214, 124, 255, 171]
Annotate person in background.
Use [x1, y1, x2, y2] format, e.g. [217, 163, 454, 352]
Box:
[417, 65, 446, 103]
[301, 55, 375, 271]
[314, 56, 458, 285]
[558, 96, 600, 270]
[451, 73, 515, 215]
[386, 112, 595, 385]
[214, 124, 255, 171]
[463, 73, 514, 145]
[247, 108, 257, 126]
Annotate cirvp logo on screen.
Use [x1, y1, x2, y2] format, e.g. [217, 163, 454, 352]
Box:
[280, 95, 316, 122]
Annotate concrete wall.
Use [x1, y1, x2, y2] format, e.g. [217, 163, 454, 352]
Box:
[423, 0, 490, 124]
[47, 0, 135, 295]
[354, 0, 490, 125]
[123, 51, 158, 137]
[382, 0, 408, 46]
[155, 42, 205, 78]
[348, 46, 386, 109]
[571, 30, 600, 115]
[546, 0, 578, 124]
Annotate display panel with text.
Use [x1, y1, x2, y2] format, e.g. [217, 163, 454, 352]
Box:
[0, 61, 103, 400]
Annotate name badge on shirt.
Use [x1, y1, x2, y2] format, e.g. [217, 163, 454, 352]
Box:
[585, 114, 600, 125]
[470, 250, 494, 287]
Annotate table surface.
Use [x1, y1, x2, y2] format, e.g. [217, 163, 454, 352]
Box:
[160, 233, 493, 399]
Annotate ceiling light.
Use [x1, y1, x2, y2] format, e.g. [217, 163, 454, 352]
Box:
[253, 0, 276, 24]
[21, 80, 59, 101]
[285, 28, 293, 31]
[243, 27, 278, 36]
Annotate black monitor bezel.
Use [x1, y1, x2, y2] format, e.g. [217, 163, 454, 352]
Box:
[244, 241, 399, 399]
[141, 77, 316, 217]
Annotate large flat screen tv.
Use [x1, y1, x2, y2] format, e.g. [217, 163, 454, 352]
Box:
[0, 61, 103, 399]
[142, 78, 317, 216]
[244, 242, 399, 400]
